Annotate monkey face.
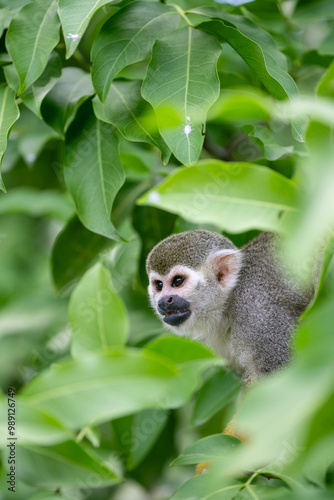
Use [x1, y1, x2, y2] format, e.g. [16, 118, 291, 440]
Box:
[148, 265, 202, 329]
[147, 239, 242, 342]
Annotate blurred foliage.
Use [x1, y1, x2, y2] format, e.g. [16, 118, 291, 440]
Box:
[0, 0, 333, 499]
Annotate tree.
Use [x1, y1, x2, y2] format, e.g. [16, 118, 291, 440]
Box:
[0, 0, 333, 498]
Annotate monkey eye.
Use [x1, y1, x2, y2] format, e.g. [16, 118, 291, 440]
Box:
[172, 276, 185, 287]
[155, 280, 163, 292]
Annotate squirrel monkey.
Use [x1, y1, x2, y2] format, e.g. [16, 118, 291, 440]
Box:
[146, 230, 316, 384]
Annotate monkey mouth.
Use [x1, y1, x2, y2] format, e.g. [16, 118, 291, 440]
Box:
[162, 310, 191, 326]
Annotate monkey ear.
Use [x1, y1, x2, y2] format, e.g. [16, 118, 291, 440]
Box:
[210, 249, 242, 290]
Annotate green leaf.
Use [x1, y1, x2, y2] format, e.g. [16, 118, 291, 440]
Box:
[5, 0, 60, 94]
[294, 0, 334, 22]
[20, 349, 178, 428]
[0, 297, 67, 339]
[195, 15, 304, 141]
[197, 18, 295, 99]
[0, 0, 31, 11]
[93, 80, 170, 164]
[58, 0, 114, 59]
[233, 303, 334, 472]
[91, 1, 180, 102]
[64, 117, 125, 240]
[3, 62, 20, 92]
[318, 31, 334, 56]
[69, 261, 129, 356]
[51, 216, 111, 293]
[103, 220, 141, 292]
[132, 205, 177, 287]
[27, 493, 78, 500]
[16, 441, 121, 487]
[0, 85, 20, 191]
[0, 400, 73, 446]
[170, 473, 242, 500]
[242, 124, 295, 161]
[142, 27, 221, 165]
[303, 434, 334, 489]
[41, 67, 94, 137]
[121, 288, 164, 346]
[14, 108, 58, 166]
[146, 335, 215, 365]
[172, 434, 242, 466]
[112, 408, 168, 470]
[138, 160, 299, 234]
[20, 52, 62, 118]
[0, 8, 8, 39]
[234, 485, 291, 499]
[119, 151, 151, 182]
[0, 187, 74, 221]
[208, 88, 272, 123]
[317, 60, 334, 99]
[192, 369, 242, 426]
[145, 336, 223, 408]
[19, 338, 220, 429]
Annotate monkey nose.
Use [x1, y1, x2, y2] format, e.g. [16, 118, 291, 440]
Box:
[157, 295, 190, 314]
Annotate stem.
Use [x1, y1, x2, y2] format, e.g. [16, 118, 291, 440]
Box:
[171, 4, 193, 27]
[72, 50, 91, 73]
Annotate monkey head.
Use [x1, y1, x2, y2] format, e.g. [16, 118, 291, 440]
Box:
[146, 230, 242, 340]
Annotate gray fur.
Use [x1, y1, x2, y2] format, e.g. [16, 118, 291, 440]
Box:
[147, 230, 317, 383]
[146, 230, 236, 274]
[228, 232, 315, 382]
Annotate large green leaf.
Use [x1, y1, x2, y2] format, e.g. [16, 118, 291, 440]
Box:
[20, 338, 219, 429]
[142, 27, 221, 165]
[91, 1, 180, 102]
[20, 349, 178, 428]
[93, 80, 170, 164]
[16, 441, 121, 487]
[0, 85, 20, 191]
[222, 303, 334, 476]
[41, 67, 94, 137]
[196, 15, 293, 97]
[194, 13, 304, 140]
[5, 0, 60, 94]
[64, 117, 125, 240]
[69, 261, 129, 356]
[138, 160, 299, 233]
[51, 216, 111, 293]
[58, 0, 115, 59]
